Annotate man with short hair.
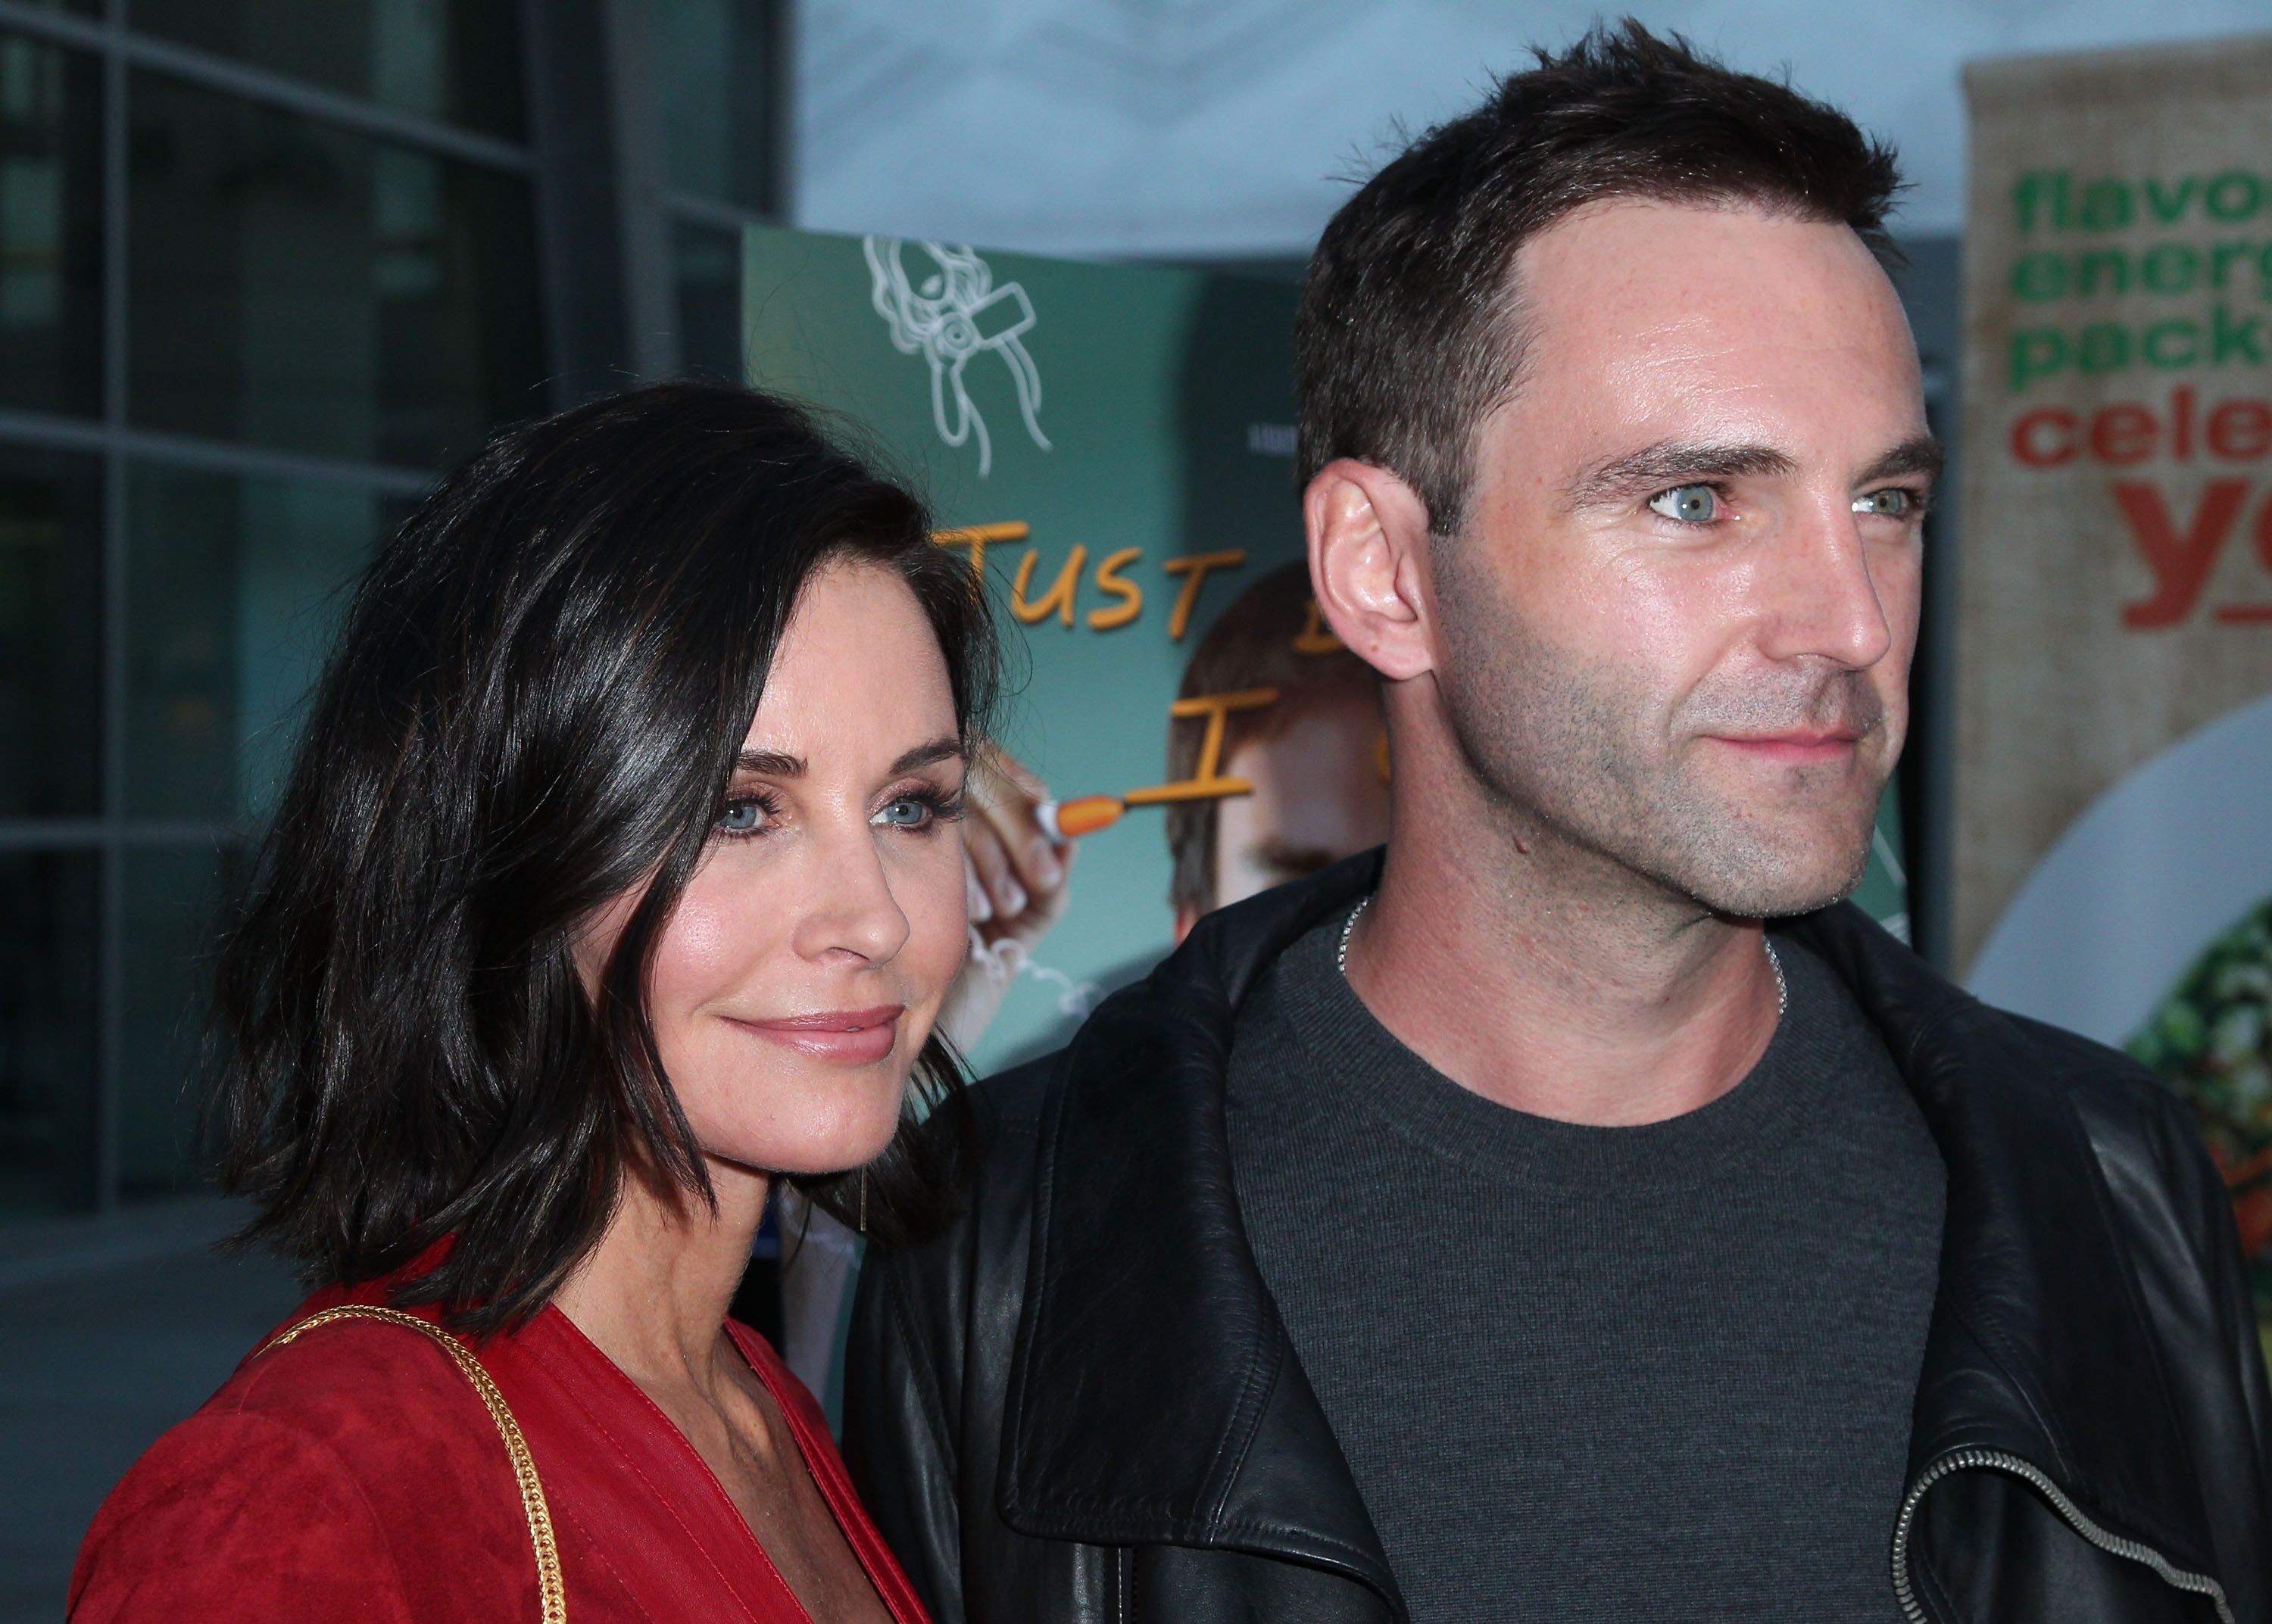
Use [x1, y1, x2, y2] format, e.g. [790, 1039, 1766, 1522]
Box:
[1164, 560, 1388, 940]
[847, 26, 2272, 1623]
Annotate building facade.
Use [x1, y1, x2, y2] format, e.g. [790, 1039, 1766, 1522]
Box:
[0, 0, 785, 1218]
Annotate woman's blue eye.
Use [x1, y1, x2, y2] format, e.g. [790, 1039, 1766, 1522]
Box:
[1648, 484, 1718, 523]
[873, 796, 932, 829]
[717, 800, 766, 835]
[1854, 488, 1914, 518]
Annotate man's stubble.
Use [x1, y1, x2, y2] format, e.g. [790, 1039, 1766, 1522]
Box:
[1430, 543, 1886, 921]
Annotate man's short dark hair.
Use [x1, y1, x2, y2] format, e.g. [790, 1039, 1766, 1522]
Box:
[1294, 20, 1902, 537]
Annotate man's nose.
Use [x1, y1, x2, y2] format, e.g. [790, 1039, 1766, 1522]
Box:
[1753, 496, 1896, 672]
[790, 821, 914, 966]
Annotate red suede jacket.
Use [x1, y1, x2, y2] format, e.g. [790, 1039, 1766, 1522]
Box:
[70, 1267, 928, 1622]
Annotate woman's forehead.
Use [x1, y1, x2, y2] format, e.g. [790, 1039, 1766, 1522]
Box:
[747, 564, 956, 760]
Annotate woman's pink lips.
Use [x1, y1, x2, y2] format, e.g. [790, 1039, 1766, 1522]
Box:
[1708, 732, 1858, 765]
[731, 1004, 905, 1064]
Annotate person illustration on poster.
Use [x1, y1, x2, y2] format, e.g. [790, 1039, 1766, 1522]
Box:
[1165, 561, 1390, 940]
[863, 238, 1050, 478]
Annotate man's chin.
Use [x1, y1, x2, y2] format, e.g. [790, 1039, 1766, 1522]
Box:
[1684, 846, 1874, 921]
[1634, 815, 1877, 921]
[1701, 877, 1863, 921]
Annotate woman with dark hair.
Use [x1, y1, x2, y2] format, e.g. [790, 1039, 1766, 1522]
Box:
[70, 382, 988, 1622]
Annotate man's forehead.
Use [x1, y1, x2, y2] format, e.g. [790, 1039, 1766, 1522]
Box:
[1488, 199, 1924, 471]
[1510, 198, 1912, 363]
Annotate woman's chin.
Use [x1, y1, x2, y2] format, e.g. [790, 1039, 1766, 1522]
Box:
[704, 1120, 903, 1182]
[687, 1073, 910, 1179]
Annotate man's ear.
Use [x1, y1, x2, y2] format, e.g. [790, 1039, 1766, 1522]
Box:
[1304, 458, 1436, 683]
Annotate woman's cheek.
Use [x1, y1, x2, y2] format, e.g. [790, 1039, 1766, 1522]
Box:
[650, 853, 769, 1021]
[906, 834, 972, 998]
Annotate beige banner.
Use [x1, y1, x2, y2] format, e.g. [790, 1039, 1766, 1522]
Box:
[1955, 35, 2272, 971]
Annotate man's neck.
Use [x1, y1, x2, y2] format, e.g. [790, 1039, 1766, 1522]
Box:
[1345, 793, 1782, 1127]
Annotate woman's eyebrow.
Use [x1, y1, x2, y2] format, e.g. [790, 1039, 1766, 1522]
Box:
[891, 737, 966, 775]
[731, 738, 964, 778]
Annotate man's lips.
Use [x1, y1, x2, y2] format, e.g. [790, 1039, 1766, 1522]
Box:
[729, 1004, 905, 1063]
[1705, 731, 1860, 765]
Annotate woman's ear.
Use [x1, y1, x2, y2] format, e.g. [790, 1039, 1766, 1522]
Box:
[1303, 458, 1438, 683]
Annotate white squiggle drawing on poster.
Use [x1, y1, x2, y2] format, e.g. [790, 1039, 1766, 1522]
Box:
[863, 237, 1050, 476]
[962, 935, 1102, 1021]
[1019, 957, 1103, 1019]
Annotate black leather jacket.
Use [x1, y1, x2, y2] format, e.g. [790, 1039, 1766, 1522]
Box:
[846, 856, 2272, 1623]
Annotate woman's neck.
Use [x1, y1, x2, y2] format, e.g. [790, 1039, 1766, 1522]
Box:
[551, 1157, 769, 1398]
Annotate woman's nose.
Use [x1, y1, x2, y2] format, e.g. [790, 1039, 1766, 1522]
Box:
[789, 822, 913, 966]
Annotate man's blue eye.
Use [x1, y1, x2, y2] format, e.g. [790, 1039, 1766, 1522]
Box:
[1648, 484, 1718, 523]
[1855, 488, 1913, 517]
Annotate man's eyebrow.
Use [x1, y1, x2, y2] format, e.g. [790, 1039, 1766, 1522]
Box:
[1565, 441, 1801, 510]
[1858, 434, 1943, 486]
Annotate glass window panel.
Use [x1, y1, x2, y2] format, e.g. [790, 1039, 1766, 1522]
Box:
[0, 444, 100, 818]
[657, 0, 777, 213]
[128, 0, 524, 139]
[674, 218, 741, 381]
[0, 850, 99, 1215]
[127, 70, 545, 468]
[118, 841, 247, 1202]
[0, 30, 101, 416]
[126, 463, 388, 821]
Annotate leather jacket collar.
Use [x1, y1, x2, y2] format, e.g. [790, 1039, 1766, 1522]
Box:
[996, 851, 2222, 1606]
[1795, 893, 2221, 1583]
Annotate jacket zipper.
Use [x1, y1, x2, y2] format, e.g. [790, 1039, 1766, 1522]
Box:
[1892, 1448, 2233, 1624]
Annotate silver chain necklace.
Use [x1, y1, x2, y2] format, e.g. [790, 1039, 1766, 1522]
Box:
[1339, 894, 1789, 1018]
[1336, 894, 1370, 975]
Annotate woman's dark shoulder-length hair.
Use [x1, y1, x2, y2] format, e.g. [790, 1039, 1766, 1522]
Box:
[214, 380, 994, 1332]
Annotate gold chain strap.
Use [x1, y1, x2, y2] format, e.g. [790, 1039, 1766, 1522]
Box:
[259, 1304, 567, 1622]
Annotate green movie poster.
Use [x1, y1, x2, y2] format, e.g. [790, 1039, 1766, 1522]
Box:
[742, 224, 1911, 1077]
[744, 226, 1310, 1070]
